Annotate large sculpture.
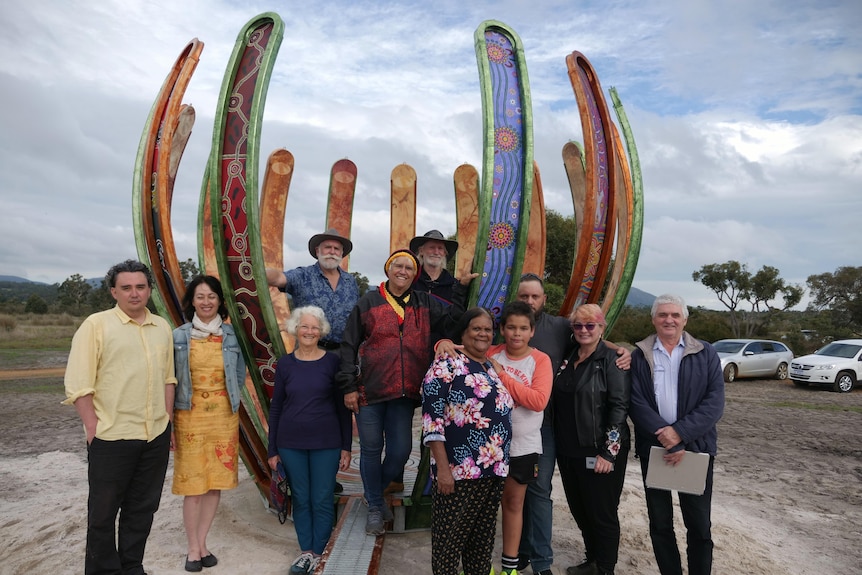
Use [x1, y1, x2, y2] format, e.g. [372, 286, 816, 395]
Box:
[132, 12, 643, 531]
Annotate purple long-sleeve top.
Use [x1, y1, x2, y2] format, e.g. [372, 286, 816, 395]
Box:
[268, 352, 352, 456]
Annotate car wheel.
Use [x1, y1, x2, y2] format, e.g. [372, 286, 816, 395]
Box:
[833, 371, 855, 393]
[792, 379, 808, 388]
[723, 364, 736, 382]
[775, 363, 788, 380]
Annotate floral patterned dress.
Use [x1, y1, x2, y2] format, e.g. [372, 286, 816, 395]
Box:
[421, 353, 514, 481]
[172, 336, 239, 495]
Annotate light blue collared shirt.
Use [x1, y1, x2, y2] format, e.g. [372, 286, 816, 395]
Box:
[652, 335, 685, 424]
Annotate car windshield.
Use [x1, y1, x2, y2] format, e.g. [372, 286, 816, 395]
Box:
[714, 341, 745, 353]
[815, 343, 862, 359]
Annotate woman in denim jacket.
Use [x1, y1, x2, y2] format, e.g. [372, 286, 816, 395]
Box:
[172, 275, 246, 572]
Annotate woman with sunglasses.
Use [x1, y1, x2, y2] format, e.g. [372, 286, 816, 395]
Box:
[553, 304, 631, 575]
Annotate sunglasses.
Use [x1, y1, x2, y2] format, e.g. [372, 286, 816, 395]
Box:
[572, 322, 599, 332]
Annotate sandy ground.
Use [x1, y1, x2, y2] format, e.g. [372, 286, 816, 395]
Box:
[0, 366, 860, 575]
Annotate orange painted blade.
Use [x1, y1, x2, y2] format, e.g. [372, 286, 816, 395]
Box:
[390, 164, 417, 253]
[522, 161, 546, 277]
[453, 164, 480, 285]
[326, 159, 357, 270]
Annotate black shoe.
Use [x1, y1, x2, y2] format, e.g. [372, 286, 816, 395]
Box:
[201, 553, 218, 568]
[516, 555, 530, 570]
[185, 557, 203, 572]
[334, 481, 344, 493]
[567, 560, 597, 575]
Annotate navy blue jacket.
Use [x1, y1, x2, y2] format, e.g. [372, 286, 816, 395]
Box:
[629, 332, 724, 457]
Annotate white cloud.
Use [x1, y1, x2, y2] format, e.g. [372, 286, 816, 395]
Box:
[1, 0, 860, 315]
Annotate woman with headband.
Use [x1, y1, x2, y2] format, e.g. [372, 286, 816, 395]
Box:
[337, 248, 475, 536]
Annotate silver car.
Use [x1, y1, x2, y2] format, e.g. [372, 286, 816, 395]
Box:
[713, 339, 794, 382]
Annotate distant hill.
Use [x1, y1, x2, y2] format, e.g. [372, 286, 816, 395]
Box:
[0, 275, 48, 284]
[625, 287, 655, 308]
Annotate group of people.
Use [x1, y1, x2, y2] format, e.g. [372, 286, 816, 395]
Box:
[64, 227, 724, 575]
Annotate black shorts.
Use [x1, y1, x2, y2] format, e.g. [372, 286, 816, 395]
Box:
[508, 453, 540, 484]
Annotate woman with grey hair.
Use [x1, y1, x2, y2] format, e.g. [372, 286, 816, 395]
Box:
[268, 306, 352, 575]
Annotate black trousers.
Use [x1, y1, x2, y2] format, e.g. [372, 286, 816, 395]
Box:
[431, 476, 505, 575]
[639, 454, 715, 575]
[557, 450, 628, 573]
[85, 426, 171, 575]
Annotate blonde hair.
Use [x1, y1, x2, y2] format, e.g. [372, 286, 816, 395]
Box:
[569, 303, 606, 326]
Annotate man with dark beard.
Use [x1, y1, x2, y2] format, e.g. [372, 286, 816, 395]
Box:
[266, 229, 360, 350]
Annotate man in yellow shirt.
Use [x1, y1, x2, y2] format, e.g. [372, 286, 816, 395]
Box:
[64, 260, 177, 575]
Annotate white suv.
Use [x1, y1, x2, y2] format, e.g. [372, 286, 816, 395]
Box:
[790, 339, 862, 393]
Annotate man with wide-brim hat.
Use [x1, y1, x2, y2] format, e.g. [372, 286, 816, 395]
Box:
[409, 230, 459, 304]
[266, 228, 359, 350]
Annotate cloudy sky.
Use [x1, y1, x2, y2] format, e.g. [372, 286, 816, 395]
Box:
[1, 0, 860, 310]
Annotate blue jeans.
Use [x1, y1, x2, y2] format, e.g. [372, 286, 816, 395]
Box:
[518, 424, 555, 571]
[640, 455, 715, 575]
[279, 447, 341, 555]
[355, 398, 415, 509]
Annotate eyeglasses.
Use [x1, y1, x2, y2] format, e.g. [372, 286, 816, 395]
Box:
[572, 323, 599, 332]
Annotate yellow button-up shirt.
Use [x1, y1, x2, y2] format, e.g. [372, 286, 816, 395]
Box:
[63, 306, 177, 441]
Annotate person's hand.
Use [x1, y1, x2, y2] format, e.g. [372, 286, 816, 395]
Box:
[344, 391, 360, 413]
[268, 455, 280, 471]
[339, 449, 351, 471]
[614, 346, 631, 371]
[170, 430, 176, 452]
[435, 466, 456, 495]
[663, 449, 685, 466]
[594, 455, 614, 474]
[487, 357, 503, 374]
[265, 268, 287, 288]
[655, 425, 682, 450]
[435, 339, 462, 360]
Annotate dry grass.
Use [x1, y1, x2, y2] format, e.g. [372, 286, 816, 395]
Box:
[0, 313, 81, 350]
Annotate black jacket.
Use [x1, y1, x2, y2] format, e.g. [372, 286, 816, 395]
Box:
[554, 340, 631, 462]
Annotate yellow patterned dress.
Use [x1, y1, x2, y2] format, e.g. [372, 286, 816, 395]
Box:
[172, 335, 239, 495]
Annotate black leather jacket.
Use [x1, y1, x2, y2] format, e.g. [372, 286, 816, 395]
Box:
[553, 340, 631, 462]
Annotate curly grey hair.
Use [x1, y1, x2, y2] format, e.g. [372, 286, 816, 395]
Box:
[285, 305, 331, 338]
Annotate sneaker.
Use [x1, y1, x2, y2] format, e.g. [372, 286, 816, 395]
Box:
[365, 507, 386, 535]
[516, 556, 530, 571]
[500, 569, 519, 575]
[289, 552, 315, 574]
[534, 570, 553, 575]
[380, 504, 394, 523]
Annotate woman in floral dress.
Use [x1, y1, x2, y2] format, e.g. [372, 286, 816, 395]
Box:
[172, 276, 246, 572]
[421, 307, 514, 575]
[553, 304, 631, 575]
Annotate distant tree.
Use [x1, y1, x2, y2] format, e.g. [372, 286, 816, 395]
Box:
[351, 271, 370, 295]
[58, 274, 92, 314]
[544, 209, 577, 287]
[179, 258, 200, 283]
[693, 260, 802, 338]
[606, 305, 652, 343]
[806, 266, 862, 336]
[24, 294, 48, 314]
[88, 279, 115, 313]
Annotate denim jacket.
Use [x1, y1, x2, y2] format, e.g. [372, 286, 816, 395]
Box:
[173, 322, 246, 413]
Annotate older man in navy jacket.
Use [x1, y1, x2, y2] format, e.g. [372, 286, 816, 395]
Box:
[629, 294, 724, 575]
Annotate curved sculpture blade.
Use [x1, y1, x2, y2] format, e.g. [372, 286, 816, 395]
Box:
[560, 51, 617, 315]
[522, 161, 546, 277]
[472, 20, 534, 320]
[132, 39, 203, 327]
[454, 164, 480, 281]
[209, 12, 285, 406]
[390, 164, 417, 253]
[326, 159, 358, 270]
[260, 149, 296, 353]
[604, 87, 644, 334]
[600, 122, 634, 320]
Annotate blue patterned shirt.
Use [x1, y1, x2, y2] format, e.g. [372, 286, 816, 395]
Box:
[422, 353, 514, 481]
[282, 264, 359, 344]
